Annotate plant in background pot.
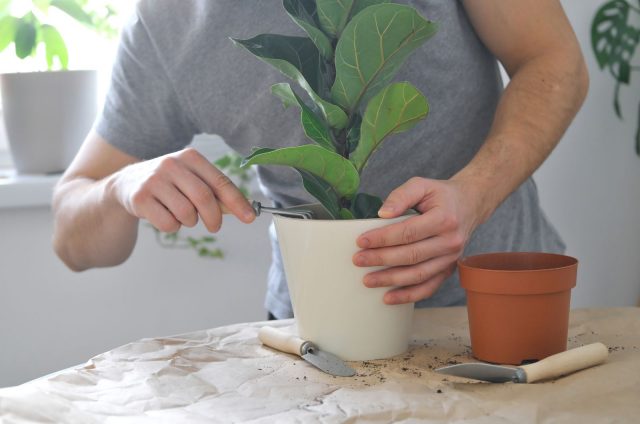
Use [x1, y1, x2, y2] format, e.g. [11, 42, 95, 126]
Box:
[233, 0, 437, 360]
[0, 0, 118, 174]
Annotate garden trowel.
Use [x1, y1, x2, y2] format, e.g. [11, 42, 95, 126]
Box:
[435, 343, 608, 383]
[258, 326, 355, 377]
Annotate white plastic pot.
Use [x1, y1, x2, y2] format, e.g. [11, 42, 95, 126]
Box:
[1, 70, 97, 174]
[274, 205, 415, 361]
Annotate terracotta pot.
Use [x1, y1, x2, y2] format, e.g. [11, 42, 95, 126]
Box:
[458, 252, 578, 365]
[273, 204, 414, 361]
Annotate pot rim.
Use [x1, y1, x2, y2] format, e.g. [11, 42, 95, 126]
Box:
[272, 202, 417, 222]
[0, 69, 97, 77]
[458, 252, 578, 295]
[458, 251, 578, 273]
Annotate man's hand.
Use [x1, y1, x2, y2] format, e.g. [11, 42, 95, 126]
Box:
[108, 147, 255, 234]
[353, 177, 483, 305]
[53, 134, 256, 271]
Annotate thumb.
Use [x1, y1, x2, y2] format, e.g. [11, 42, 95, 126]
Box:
[378, 177, 428, 219]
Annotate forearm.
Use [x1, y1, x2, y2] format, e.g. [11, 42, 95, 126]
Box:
[52, 175, 138, 271]
[452, 49, 589, 224]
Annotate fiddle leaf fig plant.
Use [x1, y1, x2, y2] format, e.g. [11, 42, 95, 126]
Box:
[234, 1, 437, 219]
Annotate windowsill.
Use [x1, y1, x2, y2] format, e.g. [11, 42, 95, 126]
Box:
[0, 169, 60, 210]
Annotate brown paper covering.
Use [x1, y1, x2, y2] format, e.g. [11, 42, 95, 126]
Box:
[1, 307, 638, 423]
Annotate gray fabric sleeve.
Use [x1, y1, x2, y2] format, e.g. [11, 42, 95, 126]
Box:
[94, 6, 197, 160]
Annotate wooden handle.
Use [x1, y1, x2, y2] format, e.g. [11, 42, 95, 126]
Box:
[520, 342, 608, 383]
[258, 326, 305, 357]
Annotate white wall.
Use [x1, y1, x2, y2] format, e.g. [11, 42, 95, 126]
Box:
[535, 1, 640, 307]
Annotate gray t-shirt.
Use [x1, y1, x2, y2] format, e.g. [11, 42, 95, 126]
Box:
[96, 0, 565, 318]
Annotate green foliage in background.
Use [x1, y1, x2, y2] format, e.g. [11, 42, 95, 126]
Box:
[234, 1, 437, 219]
[591, 0, 640, 155]
[0, 0, 119, 70]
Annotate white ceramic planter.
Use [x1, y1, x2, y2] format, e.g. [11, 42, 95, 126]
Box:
[1, 70, 97, 174]
[274, 205, 415, 361]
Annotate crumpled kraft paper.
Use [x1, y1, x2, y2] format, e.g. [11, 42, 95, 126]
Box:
[0, 307, 639, 423]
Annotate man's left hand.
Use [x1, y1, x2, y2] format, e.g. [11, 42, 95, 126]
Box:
[353, 177, 483, 305]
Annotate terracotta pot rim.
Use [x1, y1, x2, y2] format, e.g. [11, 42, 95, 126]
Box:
[458, 252, 578, 295]
[458, 252, 578, 272]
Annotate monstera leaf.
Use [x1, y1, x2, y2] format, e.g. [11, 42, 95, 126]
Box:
[271, 83, 335, 152]
[591, 0, 639, 85]
[232, 35, 348, 128]
[242, 145, 360, 198]
[283, 0, 333, 59]
[331, 4, 437, 114]
[350, 82, 429, 171]
[315, 0, 390, 37]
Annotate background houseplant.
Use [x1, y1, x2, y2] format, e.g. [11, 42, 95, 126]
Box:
[233, 0, 437, 360]
[591, 0, 640, 155]
[0, 0, 118, 174]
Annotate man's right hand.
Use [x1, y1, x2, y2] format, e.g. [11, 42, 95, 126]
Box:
[108, 147, 256, 234]
[53, 133, 255, 271]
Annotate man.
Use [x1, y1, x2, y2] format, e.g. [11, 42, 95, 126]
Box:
[52, 0, 588, 319]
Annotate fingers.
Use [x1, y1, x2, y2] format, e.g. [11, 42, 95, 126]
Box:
[131, 192, 181, 233]
[383, 272, 450, 305]
[377, 177, 430, 219]
[178, 148, 255, 223]
[357, 207, 457, 249]
[362, 254, 457, 289]
[354, 233, 464, 267]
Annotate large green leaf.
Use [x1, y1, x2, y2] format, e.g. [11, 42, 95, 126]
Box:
[242, 145, 360, 198]
[41, 24, 68, 69]
[283, 0, 333, 59]
[271, 83, 335, 152]
[14, 18, 36, 58]
[331, 4, 437, 114]
[316, 0, 389, 37]
[50, 0, 93, 26]
[296, 169, 342, 219]
[350, 82, 428, 171]
[232, 34, 348, 129]
[0, 15, 18, 53]
[350, 192, 383, 219]
[591, 0, 639, 84]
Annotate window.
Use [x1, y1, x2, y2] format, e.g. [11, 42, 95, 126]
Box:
[0, 1, 135, 171]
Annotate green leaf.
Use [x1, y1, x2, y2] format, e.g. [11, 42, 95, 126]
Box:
[41, 24, 68, 69]
[316, 0, 389, 37]
[0, 15, 18, 53]
[350, 192, 383, 219]
[331, 4, 437, 113]
[32, 0, 51, 13]
[50, 0, 93, 26]
[283, 0, 333, 59]
[614, 81, 623, 119]
[591, 0, 639, 84]
[231, 34, 348, 129]
[14, 18, 37, 59]
[296, 169, 342, 219]
[271, 83, 335, 151]
[214, 154, 232, 169]
[350, 82, 429, 171]
[339, 208, 355, 219]
[346, 113, 362, 153]
[242, 145, 360, 198]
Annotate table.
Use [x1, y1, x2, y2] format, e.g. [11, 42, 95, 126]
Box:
[1, 307, 639, 423]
